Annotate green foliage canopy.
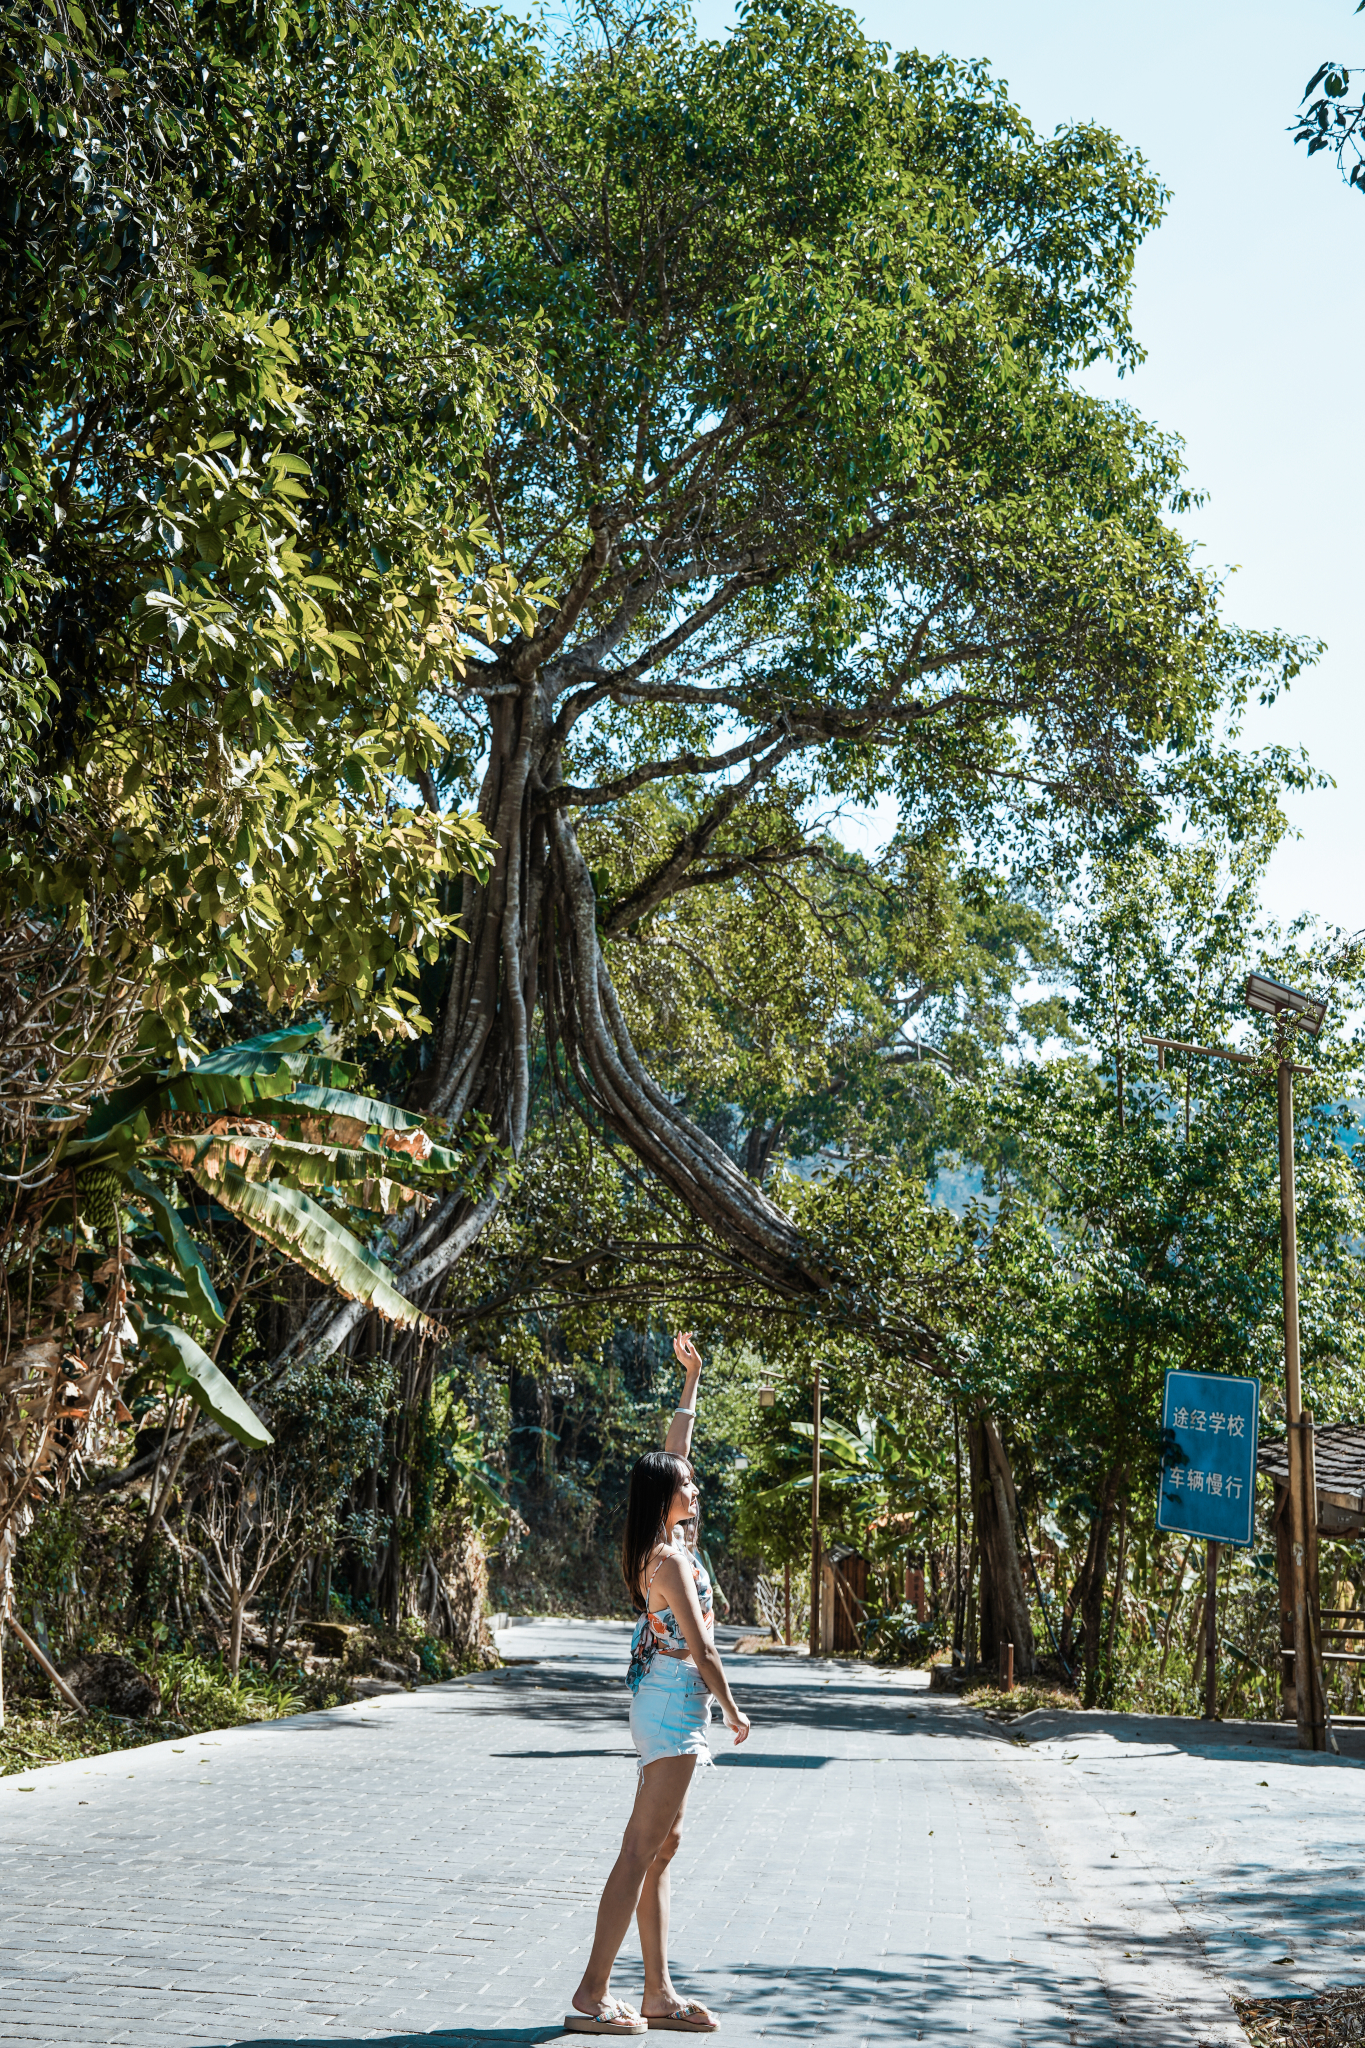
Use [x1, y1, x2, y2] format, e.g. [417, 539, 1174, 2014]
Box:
[1, 0, 545, 1051]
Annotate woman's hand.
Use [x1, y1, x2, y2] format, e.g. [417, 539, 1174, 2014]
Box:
[724, 1706, 751, 1745]
[673, 1332, 702, 1375]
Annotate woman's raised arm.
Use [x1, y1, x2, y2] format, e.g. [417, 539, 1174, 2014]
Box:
[664, 1332, 703, 1459]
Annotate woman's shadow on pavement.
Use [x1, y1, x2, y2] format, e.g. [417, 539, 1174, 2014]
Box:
[216, 2031, 574, 2046]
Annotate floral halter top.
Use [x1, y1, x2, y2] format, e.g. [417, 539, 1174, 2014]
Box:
[627, 1540, 714, 1694]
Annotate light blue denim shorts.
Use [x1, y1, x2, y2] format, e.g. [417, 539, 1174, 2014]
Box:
[629, 1653, 713, 1774]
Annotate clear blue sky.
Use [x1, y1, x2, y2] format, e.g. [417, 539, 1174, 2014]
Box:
[689, 0, 1364, 935]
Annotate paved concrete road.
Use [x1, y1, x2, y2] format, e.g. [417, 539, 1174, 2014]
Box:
[3, 1620, 1364, 2048]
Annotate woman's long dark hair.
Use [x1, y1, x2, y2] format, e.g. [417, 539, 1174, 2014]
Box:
[621, 1451, 691, 1610]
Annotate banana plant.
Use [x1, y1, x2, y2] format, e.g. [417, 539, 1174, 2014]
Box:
[5, 1022, 488, 1480]
[757, 1410, 942, 1534]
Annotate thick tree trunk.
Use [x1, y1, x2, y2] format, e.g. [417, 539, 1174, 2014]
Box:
[291, 678, 869, 1370]
[968, 1411, 1037, 1679]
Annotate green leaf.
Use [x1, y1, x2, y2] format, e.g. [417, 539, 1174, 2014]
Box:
[84, 1032, 316, 1141]
[204, 1167, 427, 1327]
[59, 1114, 150, 1170]
[278, 1082, 427, 1133]
[156, 1131, 428, 1214]
[189, 1022, 326, 1076]
[269, 1083, 468, 1177]
[788, 1419, 868, 1464]
[128, 1168, 226, 1327]
[127, 1261, 193, 1317]
[134, 1314, 273, 1449]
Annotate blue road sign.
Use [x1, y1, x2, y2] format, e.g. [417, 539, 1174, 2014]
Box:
[1156, 1369, 1260, 1548]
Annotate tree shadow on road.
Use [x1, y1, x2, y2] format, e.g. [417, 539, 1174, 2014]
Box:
[443, 1670, 1009, 1754]
[1013, 1707, 1365, 1764]
[696, 1943, 1232, 2044]
[707, 1955, 1111, 2040]
[208, 1944, 1134, 2046]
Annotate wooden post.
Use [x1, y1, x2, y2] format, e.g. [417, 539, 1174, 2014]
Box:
[783, 1561, 791, 1647]
[1004, 1641, 1014, 1692]
[808, 1363, 822, 1659]
[1301, 1408, 1328, 1748]
[5, 1608, 88, 1716]
[1203, 1541, 1218, 1720]
[1279, 1058, 1326, 1750]
[1273, 1489, 1295, 1715]
[952, 1399, 964, 1665]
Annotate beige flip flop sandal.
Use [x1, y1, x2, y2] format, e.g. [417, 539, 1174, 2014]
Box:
[565, 1996, 648, 2034]
[647, 2004, 719, 2032]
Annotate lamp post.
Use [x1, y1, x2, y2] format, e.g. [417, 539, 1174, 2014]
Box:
[1143, 969, 1330, 1751]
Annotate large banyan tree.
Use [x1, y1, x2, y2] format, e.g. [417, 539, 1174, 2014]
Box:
[294, 0, 1295, 1360]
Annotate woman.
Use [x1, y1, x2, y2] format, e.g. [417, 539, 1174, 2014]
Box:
[567, 1335, 751, 2036]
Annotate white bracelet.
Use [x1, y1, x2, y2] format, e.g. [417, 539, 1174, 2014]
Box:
[674, 1403, 696, 1417]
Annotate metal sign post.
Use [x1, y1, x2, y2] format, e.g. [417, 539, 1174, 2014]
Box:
[1157, 1369, 1260, 1719]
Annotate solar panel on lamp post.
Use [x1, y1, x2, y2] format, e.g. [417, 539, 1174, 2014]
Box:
[1244, 972, 1327, 1039]
[1246, 970, 1331, 1752]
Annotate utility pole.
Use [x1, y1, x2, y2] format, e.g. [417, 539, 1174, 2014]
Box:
[809, 1363, 822, 1659]
[1253, 974, 1330, 1752]
[1146, 968, 1331, 1752]
[1276, 1058, 1328, 1749]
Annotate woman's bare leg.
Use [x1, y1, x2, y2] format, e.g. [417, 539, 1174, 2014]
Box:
[572, 1755, 697, 2018]
[636, 1786, 713, 2021]
[636, 1785, 683, 2015]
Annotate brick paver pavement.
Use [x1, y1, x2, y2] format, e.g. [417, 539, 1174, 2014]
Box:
[3, 1618, 1363, 2047]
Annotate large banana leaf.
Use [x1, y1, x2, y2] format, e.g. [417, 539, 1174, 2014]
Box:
[201, 1167, 427, 1328]
[788, 1417, 872, 1465]
[81, 1059, 299, 1148]
[266, 1085, 475, 1181]
[128, 1168, 226, 1327]
[271, 1082, 428, 1144]
[127, 1260, 196, 1321]
[134, 1314, 273, 1449]
[754, 1470, 872, 1503]
[58, 1113, 152, 1171]
[188, 1022, 327, 1075]
[81, 1025, 358, 1146]
[154, 1133, 430, 1215]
